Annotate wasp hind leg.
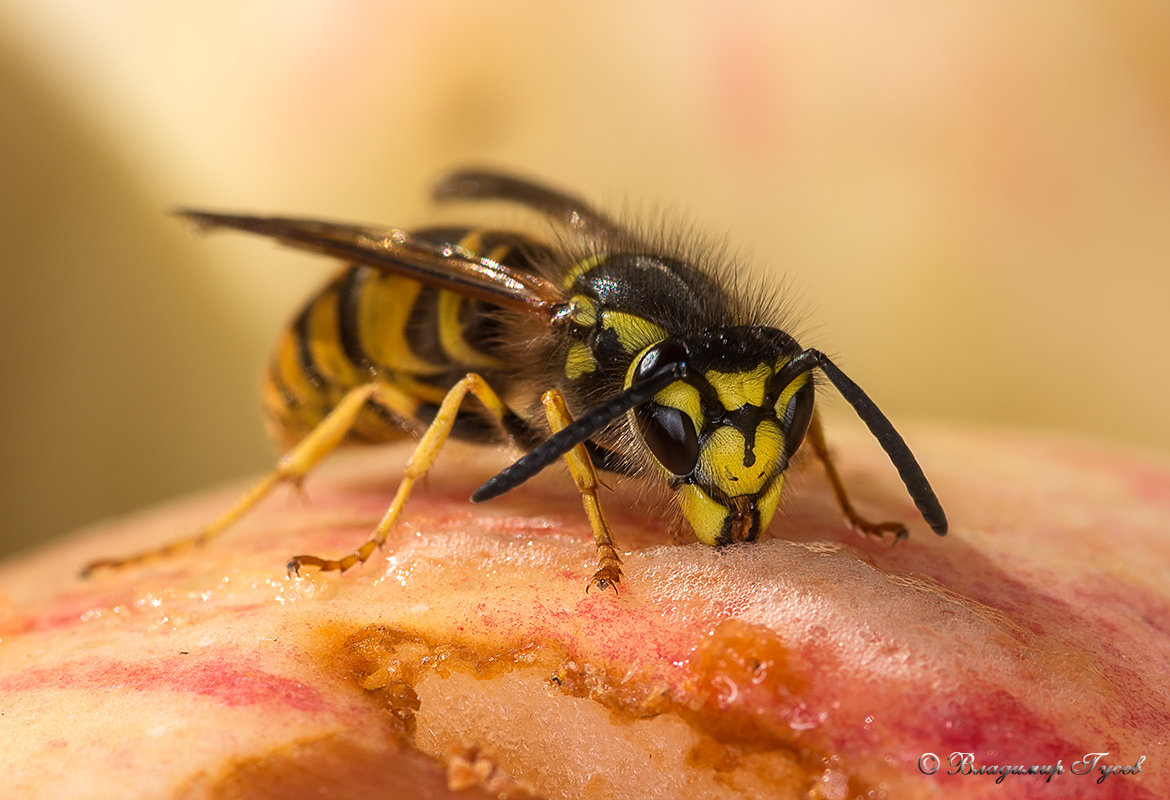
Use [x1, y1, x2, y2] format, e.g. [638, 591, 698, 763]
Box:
[806, 410, 908, 541]
[79, 382, 424, 578]
[287, 373, 523, 574]
[540, 389, 623, 592]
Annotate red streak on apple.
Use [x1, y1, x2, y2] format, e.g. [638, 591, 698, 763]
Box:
[0, 429, 1167, 799]
[0, 655, 328, 712]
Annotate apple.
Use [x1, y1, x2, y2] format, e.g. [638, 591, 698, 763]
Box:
[1, 426, 1166, 799]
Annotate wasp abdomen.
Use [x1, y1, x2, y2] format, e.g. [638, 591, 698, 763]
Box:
[262, 228, 532, 449]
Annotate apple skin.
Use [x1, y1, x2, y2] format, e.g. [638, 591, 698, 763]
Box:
[0, 426, 1167, 799]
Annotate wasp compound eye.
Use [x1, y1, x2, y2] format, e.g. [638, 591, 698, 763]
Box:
[635, 401, 700, 476]
[630, 339, 699, 475]
[780, 382, 815, 462]
[634, 338, 689, 382]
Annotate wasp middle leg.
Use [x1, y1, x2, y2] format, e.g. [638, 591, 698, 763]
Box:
[806, 410, 908, 541]
[540, 389, 623, 592]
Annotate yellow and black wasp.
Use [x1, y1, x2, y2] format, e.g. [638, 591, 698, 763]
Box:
[83, 169, 947, 590]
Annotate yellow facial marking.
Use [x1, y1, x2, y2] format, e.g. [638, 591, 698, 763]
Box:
[698, 420, 784, 496]
[757, 470, 787, 533]
[773, 372, 810, 416]
[676, 484, 729, 546]
[565, 341, 597, 380]
[705, 365, 772, 410]
[601, 311, 666, 353]
[654, 381, 702, 426]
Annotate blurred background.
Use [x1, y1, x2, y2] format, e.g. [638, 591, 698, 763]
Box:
[2, 1, 1169, 559]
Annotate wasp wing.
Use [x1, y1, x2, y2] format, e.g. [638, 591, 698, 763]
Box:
[176, 211, 566, 322]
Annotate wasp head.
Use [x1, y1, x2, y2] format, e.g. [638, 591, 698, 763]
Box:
[628, 329, 814, 546]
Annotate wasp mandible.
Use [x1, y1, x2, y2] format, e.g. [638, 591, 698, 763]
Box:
[83, 169, 947, 590]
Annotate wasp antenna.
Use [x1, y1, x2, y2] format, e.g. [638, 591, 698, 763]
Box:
[472, 361, 687, 503]
[804, 351, 948, 536]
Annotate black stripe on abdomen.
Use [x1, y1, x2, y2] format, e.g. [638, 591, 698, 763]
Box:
[337, 265, 374, 371]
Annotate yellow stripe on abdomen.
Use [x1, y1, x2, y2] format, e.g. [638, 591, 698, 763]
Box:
[358, 276, 446, 376]
[436, 290, 505, 370]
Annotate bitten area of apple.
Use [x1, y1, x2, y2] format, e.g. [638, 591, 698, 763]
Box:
[0, 427, 1167, 800]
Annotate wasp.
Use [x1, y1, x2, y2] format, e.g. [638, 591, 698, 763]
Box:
[83, 169, 947, 589]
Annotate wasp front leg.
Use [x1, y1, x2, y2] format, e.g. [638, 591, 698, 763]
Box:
[81, 381, 424, 577]
[806, 410, 908, 541]
[540, 390, 623, 592]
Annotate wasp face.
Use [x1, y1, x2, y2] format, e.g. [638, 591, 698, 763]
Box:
[629, 330, 816, 546]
